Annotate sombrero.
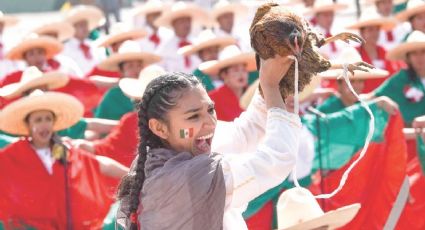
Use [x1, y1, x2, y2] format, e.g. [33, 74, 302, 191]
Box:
[395, 0, 425, 22]
[65, 5, 106, 31]
[198, 45, 256, 76]
[97, 40, 161, 72]
[0, 66, 69, 99]
[319, 47, 389, 79]
[6, 34, 63, 60]
[119, 65, 166, 99]
[154, 1, 211, 28]
[210, 0, 248, 20]
[0, 90, 83, 136]
[32, 21, 75, 42]
[0, 11, 19, 27]
[277, 187, 360, 230]
[386, 30, 425, 61]
[133, 0, 169, 17]
[177, 29, 236, 56]
[305, 0, 348, 15]
[346, 8, 397, 31]
[98, 23, 147, 48]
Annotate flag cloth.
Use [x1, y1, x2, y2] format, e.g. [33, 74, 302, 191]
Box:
[180, 128, 194, 139]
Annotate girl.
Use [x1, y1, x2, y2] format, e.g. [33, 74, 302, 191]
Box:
[117, 55, 301, 229]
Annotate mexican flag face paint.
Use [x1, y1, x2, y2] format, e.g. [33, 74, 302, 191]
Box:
[180, 128, 194, 139]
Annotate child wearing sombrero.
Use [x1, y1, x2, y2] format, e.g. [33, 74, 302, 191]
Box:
[0, 90, 128, 229]
[395, 0, 425, 41]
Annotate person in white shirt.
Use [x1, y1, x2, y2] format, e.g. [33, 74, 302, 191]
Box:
[154, 1, 210, 73]
[0, 11, 21, 80]
[62, 5, 107, 75]
[395, 0, 425, 40]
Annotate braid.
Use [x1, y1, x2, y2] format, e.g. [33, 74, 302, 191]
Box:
[117, 72, 200, 229]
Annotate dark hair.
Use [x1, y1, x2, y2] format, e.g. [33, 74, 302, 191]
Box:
[117, 72, 200, 229]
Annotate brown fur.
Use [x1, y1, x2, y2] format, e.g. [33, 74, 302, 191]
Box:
[250, 3, 331, 99]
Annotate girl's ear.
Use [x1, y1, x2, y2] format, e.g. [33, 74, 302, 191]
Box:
[148, 118, 169, 140]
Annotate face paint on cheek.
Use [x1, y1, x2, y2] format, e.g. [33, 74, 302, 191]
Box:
[179, 128, 194, 139]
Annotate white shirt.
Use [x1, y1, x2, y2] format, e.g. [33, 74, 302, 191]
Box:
[212, 94, 301, 230]
[34, 147, 55, 175]
[54, 54, 84, 78]
[62, 38, 106, 75]
[313, 25, 348, 61]
[378, 21, 411, 51]
[137, 26, 173, 53]
[214, 28, 252, 52]
[155, 35, 201, 73]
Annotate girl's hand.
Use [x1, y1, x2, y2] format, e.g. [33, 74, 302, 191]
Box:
[259, 55, 294, 89]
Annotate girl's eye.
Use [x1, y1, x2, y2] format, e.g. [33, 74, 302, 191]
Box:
[208, 107, 215, 114]
[188, 114, 199, 120]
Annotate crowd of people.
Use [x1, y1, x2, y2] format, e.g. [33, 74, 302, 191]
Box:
[0, 0, 425, 229]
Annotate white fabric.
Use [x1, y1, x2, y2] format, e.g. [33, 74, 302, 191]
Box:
[34, 147, 54, 175]
[214, 28, 252, 52]
[313, 25, 348, 61]
[137, 26, 173, 53]
[155, 35, 202, 73]
[62, 38, 106, 75]
[54, 54, 84, 78]
[212, 94, 301, 229]
[289, 126, 315, 181]
[378, 21, 411, 50]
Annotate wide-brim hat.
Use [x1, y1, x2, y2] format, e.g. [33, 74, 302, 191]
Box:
[97, 40, 161, 71]
[277, 187, 361, 230]
[177, 29, 237, 56]
[386, 30, 425, 60]
[346, 9, 396, 31]
[305, 0, 348, 15]
[365, 0, 408, 4]
[6, 35, 63, 60]
[210, 0, 248, 20]
[65, 5, 106, 31]
[198, 45, 256, 76]
[0, 66, 69, 99]
[32, 21, 75, 42]
[119, 65, 166, 99]
[133, 0, 169, 17]
[154, 1, 211, 28]
[0, 11, 19, 27]
[395, 0, 425, 21]
[98, 23, 147, 47]
[0, 91, 83, 136]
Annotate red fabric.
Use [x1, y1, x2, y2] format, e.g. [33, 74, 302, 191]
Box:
[0, 70, 24, 87]
[149, 33, 161, 47]
[386, 31, 394, 42]
[0, 139, 113, 230]
[178, 40, 192, 68]
[406, 139, 418, 162]
[309, 17, 317, 26]
[395, 157, 425, 230]
[46, 59, 61, 71]
[208, 85, 244, 122]
[245, 201, 274, 230]
[325, 31, 337, 53]
[0, 42, 3, 60]
[79, 42, 92, 60]
[94, 111, 138, 167]
[309, 113, 407, 229]
[85, 66, 121, 79]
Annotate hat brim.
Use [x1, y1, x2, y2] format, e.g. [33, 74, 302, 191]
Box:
[386, 41, 425, 60]
[319, 68, 389, 79]
[0, 92, 84, 136]
[178, 37, 237, 56]
[346, 18, 396, 31]
[154, 6, 211, 28]
[299, 76, 321, 101]
[0, 72, 69, 99]
[199, 52, 256, 76]
[240, 79, 259, 110]
[396, 4, 425, 21]
[211, 3, 248, 20]
[6, 37, 63, 60]
[33, 22, 75, 42]
[66, 8, 105, 31]
[0, 15, 19, 27]
[305, 3, 348, 15]
[98, 29, 148, 47]
[133, 2, 169, 16]
[282, 204, 361, 230]
[97, 52, 161, 72]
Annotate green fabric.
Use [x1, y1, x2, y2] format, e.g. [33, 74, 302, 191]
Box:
[248, 71, 259, 85]
[0, 134, 16, 148]
[375, 69, 425, 125]
[102, 202, 122, 230]
[95, 86, 134, 120]
[418, 137, 425, 174]
[57, 119, 88, 139]
[393, 2, 407, 14]
[89, 29, 101, 41]
[193, 68, 215, 92]
[317, 95, 346, 114]
[303, 102, 389, 171]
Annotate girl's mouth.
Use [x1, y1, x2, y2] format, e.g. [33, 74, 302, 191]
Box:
[194, 133, 214, 154]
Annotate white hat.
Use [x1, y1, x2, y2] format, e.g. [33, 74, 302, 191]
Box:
[346, 8, 397, 31]
[305, 0, 348, 15]
[97, 23, 147, 48]
[154, 1, 211, 28]
[0, 11, 19, 27]
[65, 5, 106, 31]
[210, 0, 248, 20]
[119, 65, 166, 99]
[386, 30, 425, 60]
[6, 34, 63, 61]
[32, 21, 75, 42]
[133, 0, 169, 17]
[177, 29, 236, 56]
[395, 0, 425, 22]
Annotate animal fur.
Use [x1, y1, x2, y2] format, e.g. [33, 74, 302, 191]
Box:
[250, 2, 331, 100]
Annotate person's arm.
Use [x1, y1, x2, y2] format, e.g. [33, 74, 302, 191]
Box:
[95, 155, 129, 178]
[84, 117, 119, 134]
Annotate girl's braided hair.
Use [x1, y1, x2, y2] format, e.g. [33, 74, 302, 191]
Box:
[117, 72, 200, 230]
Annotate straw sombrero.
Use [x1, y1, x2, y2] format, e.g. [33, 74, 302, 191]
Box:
[154, 1, 211, 28]
[32, 21, 75, 42]
[386, 30, 425, 60]
[346, 9, 397, 31]
[98, 23, 147, 48]
[177, 29, 236, 56]
[198, 45, 256, 76]
[395, 0, 425, 22]
[305, 0, 348, 15]
[0, 66, 69, 99]
[0, 11, 19, 27]
[97, 40, 161, 72]
[133, 0, 169, 17]
[319, 47, 389, 79]
[0, 90, 84, 136]
[210, 0, 248, 20]
[119, 65, 166, 99]
[65, 5, 105, 31]
[277, 187, 360, 230]
[6, 34, 63, 60]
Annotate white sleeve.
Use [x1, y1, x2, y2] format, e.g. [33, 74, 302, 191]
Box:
[221, 107, 301, 210]
[212, 92, 267, 154]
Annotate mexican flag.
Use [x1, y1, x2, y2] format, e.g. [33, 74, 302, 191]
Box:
[180, 128, 194, 139]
